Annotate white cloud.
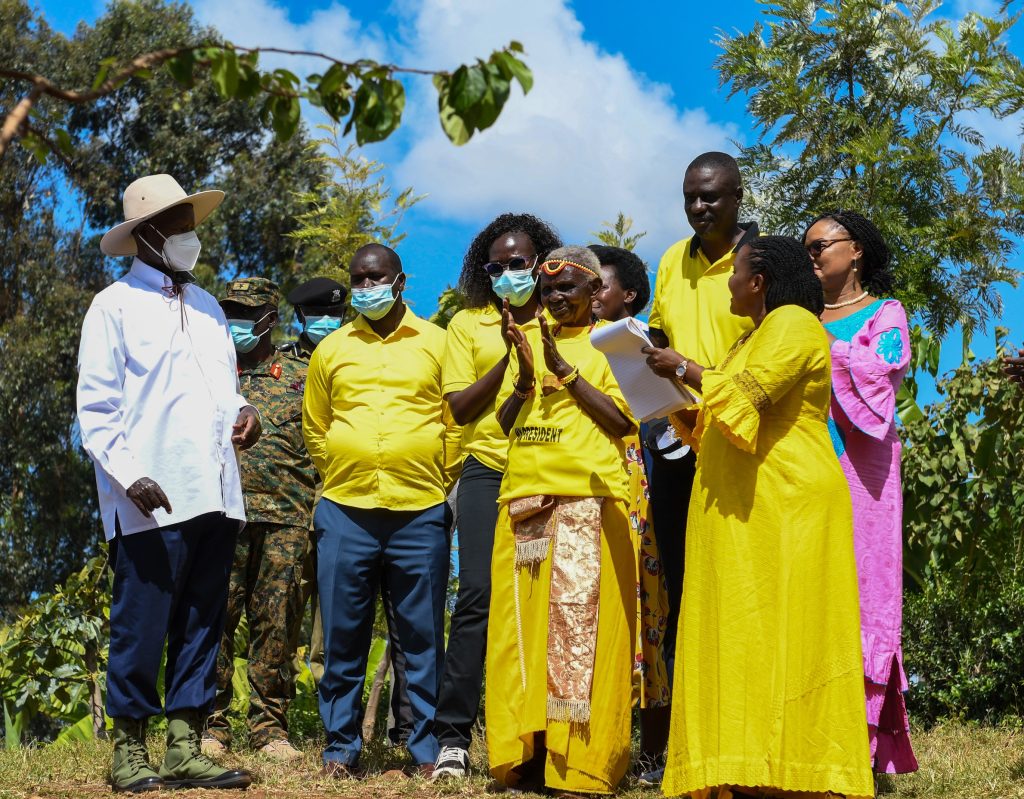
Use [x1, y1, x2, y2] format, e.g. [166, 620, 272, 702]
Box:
[191, 0, 389, 80]
[189, 0, 740, 253]
[391, 0, 740, 249]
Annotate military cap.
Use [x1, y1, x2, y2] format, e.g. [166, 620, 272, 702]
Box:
[287, 277, 347, 309]
[220, 277, 280, 308]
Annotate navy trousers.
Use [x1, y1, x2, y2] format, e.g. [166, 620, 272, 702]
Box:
[106, 512, 238, 719]
[315, 499, 450, 767]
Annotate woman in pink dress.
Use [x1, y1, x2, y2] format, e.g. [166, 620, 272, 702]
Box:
[804, 210, 919, 775]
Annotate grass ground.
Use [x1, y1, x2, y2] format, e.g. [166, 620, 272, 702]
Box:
[1, 721, 1021, 799]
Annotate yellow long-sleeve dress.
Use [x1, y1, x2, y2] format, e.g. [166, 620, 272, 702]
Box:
[663, 305, 874, 799]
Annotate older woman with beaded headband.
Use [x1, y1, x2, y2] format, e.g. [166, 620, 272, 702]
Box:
[655, 236, 874, 799]
[804, 210, 919, 776]
[485, 246, 638, 795]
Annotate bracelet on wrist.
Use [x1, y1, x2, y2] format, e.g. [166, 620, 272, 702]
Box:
[560, 365, 581, 387]
[512, 381, 535, 400]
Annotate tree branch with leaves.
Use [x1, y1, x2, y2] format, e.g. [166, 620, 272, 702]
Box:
[1, 39, 532, 161]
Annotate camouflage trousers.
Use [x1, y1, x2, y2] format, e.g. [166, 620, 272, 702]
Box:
[208, 521, 308, 747]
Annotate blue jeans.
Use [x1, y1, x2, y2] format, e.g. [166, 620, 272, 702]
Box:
[315, 499, 450, 767]
[106, 512, 238, 719]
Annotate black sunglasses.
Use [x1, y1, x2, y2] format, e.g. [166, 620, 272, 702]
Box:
[482, 255, 537, 276]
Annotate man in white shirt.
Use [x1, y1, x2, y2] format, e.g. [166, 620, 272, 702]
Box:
[77, 174, 260, 793]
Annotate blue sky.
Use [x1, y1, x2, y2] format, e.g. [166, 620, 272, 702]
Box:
[37, 0, 1024, 403]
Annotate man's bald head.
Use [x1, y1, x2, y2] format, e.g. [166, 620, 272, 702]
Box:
[685, 151, 741, 192]
[351, 243, 402, 278]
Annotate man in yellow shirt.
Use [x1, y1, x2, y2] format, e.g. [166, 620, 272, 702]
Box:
[639, 151, 758, 782]
[303, 243, 451, 779]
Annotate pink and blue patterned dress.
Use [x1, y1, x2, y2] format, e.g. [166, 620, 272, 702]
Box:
[825, 299, 919, 774]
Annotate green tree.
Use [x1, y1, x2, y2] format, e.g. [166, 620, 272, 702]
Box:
[0, 2, 532, 162]
[287, 125, 423, 291]
[591, 211, 646, 251]
[430, 286, 467, 329]
[717, 0, 1024, 337]
[900, 329, 1024, 588]
[0, 0, 321, 614]
[898, 336, 1024, 721]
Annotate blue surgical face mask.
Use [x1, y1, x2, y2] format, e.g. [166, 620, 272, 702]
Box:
[490, 269, 537, 307]
[351, 275, 401, 321]
[304, 314, 342, 345]
[228, 312, 273, 354]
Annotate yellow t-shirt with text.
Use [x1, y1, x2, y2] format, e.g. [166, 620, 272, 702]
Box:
[499, 324, 634, 503]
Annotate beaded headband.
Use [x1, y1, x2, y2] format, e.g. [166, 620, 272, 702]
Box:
[539, 258, 601, 279]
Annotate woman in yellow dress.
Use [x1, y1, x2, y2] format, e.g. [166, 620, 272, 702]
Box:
[643, 236, 873, 799]
[486, 245, 637, 795]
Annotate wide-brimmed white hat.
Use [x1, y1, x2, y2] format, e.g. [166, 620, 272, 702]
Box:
[100, 174, 224, 256]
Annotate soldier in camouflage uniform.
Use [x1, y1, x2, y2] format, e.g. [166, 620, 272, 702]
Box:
[204, 277, 317, 761]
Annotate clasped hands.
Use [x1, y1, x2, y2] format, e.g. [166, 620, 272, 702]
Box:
[501, 300, 574, 390]
[125, 406, 261, 518]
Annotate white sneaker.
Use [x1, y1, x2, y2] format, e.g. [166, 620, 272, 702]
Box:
[259, 739, 303, 761]
[200, 732, 227, 756]
[431, 745, 470, 780]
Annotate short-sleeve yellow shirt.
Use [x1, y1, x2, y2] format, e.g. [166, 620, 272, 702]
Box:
[302, 307, 448, 511]
[442, 306, 539, 473]
[499, 324, 634, 503]
[648, 224, 758, 369]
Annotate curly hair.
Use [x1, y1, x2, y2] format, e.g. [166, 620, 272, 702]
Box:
[746, 236, 824, 316]
[805, 209, 893, 295]
[587, 244, 651, 316]
[458, 213, 562, 308]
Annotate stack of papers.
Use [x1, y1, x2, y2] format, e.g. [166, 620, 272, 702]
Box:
[590, 317, 697, 422]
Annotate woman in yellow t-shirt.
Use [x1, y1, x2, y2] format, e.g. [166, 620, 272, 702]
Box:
[589, 244, 671, 769]
[486, 246, 636, 796]
[433, 214, 562, 780]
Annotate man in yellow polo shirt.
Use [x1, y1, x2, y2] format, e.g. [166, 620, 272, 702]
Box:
[639, 151, 758, 783]
[303, 243, 451, 779]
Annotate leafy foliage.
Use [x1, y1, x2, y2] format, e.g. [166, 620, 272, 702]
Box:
[0, 556, 109, 747]
[286, 125, 423, 291]
[0, 4, 532, 160]
[904, 578, 1024, 723]
[591, 212, 647, 252]
[900, 330, 1024, 588]
[897, 333, 1024, 723]
[717, 0, 1024, 336]
[429, 287, 467, 330]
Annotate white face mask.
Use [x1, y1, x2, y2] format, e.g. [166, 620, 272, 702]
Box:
[142, 226, 202, 272]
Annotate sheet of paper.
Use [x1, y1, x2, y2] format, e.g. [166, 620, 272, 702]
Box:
[589, 317, 697, 422]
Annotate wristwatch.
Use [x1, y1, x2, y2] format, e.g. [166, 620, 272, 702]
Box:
[675, 358, 690, 382]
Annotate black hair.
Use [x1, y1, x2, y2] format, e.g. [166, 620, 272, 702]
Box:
[805, 210, 893, 294]
[746, 236, 824, 316]
[352, 242, 402, 274]
[685, 151, 741, 188]
[459, 213, 562, 308]
[587, 244, 651, 315]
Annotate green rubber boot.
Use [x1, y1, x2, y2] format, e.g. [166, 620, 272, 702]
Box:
[110, 717, 163, 793]
[158, 710, 251, 790]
